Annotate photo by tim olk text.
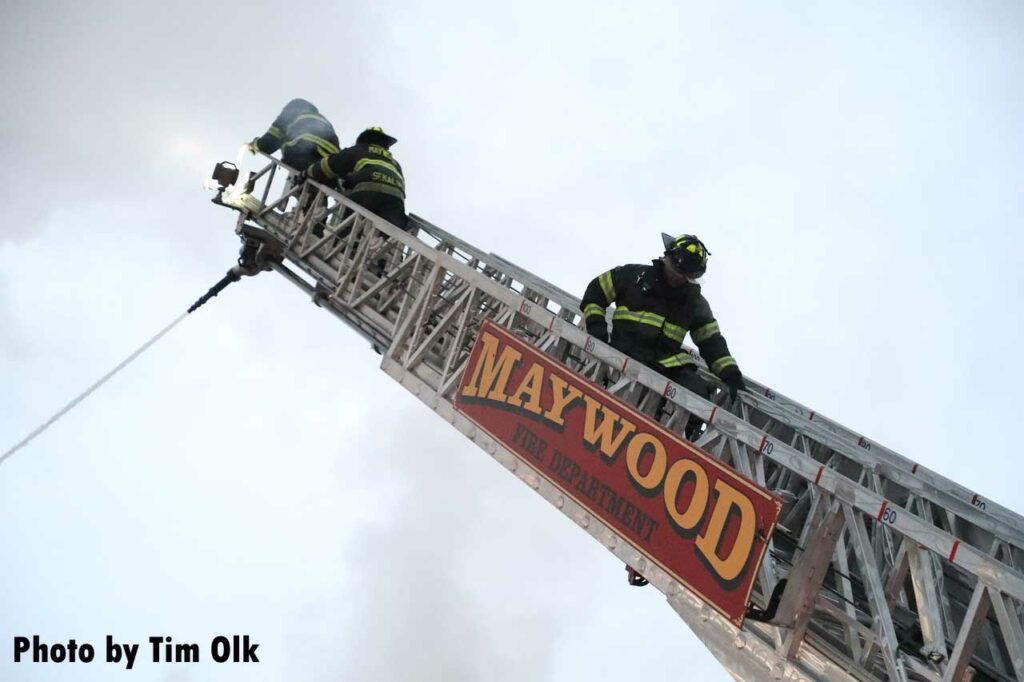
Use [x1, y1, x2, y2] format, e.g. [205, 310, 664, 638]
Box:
[13, 634, 259, 669]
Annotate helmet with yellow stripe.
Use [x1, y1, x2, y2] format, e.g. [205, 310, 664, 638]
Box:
[661, 233, 710, 279]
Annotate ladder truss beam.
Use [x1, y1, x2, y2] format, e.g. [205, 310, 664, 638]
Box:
[213, 157, 1024, 681]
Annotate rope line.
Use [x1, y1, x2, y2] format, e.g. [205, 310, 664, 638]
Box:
[1, 312, 189, 466]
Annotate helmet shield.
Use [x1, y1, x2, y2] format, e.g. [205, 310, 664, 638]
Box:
[663, 233, 710, 279]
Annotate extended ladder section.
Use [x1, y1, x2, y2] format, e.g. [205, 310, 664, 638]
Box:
[214, 156, 1024, 682]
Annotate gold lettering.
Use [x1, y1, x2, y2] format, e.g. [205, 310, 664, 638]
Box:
[581, 395, 636, 459]
[695, 480, 757, 584]
[543, 374, 583, 427]
[506, 361, 545, 415]
[663, 459, 709, 533]
[461, 331, 522, 401]
[625, 433, 666, 491]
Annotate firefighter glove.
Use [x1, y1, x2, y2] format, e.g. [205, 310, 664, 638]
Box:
[721, 368, 746, 403]
[247, 137, 261, 155]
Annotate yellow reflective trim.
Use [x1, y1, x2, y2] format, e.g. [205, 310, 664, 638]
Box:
[659, 353, 696, 369]
[285, 113, 335, 144]
[291, 113, 328, 126]
[663, 321, 686, 342]
[583, 303, 606, 318]
[711, 356, 737, 373]
[350, 181, 406, 200]
[310, 135, 340, 154]
[354, 157, 401, 176]
[613, 311, 662, 329]
[692, 321, 721, 344]
[598, 271, 614, 304]
[282, 133, 340, 154]
[267, 126, 283, 139]
[613, 305, 665, 328]
[611, 305, 687, 344]
[319, 156, 337, 180]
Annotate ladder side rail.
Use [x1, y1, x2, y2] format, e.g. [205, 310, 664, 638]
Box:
[742, 377, 1023, 539]
[231, 164, 1024, 602]
[677, 363, 1024, 555]
[410, 218, 582, 330]
[484, 252, 583, 314]
[376, 267, 1023, 679]
[363, 255, 852, 680]
[272, 211, 816, 680]
[437, 277, 1024, 604]
[410, 207, 1013, 534]
[224, 164, 1024, 680]
[410, 215, 581, 312]
[739, 389, 1024, 554]
[409, 206, 1022, 544]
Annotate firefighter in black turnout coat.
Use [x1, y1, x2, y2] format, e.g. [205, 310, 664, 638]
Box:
[306, 126, 408, 230]
[249, 98, 340, 172]
[580, 233, 746, 403]
[582, 234, 747, 589]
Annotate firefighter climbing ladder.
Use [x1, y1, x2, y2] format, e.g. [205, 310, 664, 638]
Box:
[213, 155, 1024, 682]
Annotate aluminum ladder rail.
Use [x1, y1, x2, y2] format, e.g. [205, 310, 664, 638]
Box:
[402, 219, 1024, 680]
[410, 213, 1024, 563]
[215, 155, 1024, 682]
[402, 216, 1024, 681]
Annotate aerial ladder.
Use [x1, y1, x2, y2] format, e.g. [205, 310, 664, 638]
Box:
[208, 155, 1024, 682]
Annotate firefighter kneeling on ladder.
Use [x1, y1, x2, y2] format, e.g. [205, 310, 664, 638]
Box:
[303, 126, 409, 232]
[580, 233, 747, 587]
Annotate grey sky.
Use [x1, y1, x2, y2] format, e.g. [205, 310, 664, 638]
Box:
[2, 1, 1022, 680]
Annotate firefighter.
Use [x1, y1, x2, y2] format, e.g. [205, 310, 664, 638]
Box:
[581, 233, 747, 589]
[248, 98, 340, 172]
[249, 99, 339, 236]
[580, 233, 746, 406]
[305, 126, 408, 231]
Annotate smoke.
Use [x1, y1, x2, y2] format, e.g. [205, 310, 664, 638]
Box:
[286, 406, 563, 682]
